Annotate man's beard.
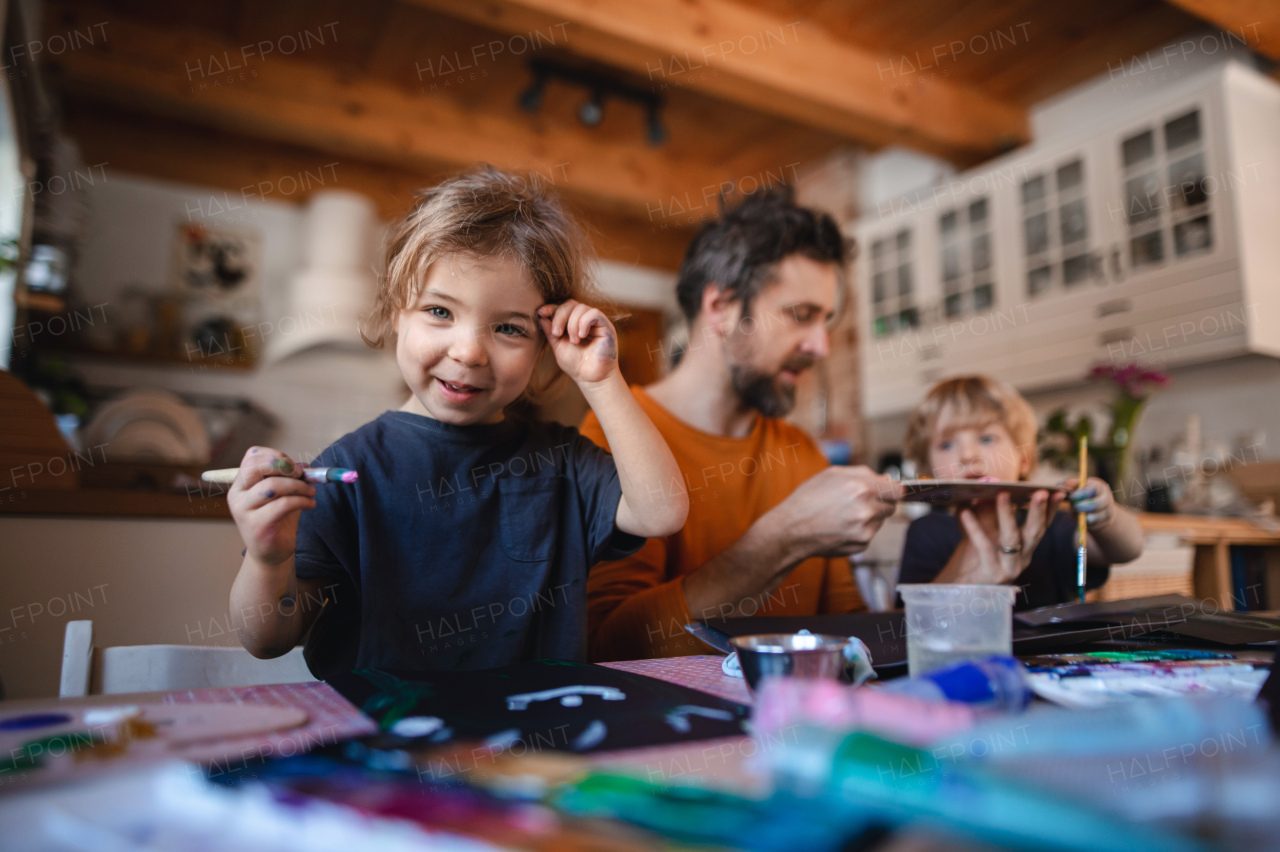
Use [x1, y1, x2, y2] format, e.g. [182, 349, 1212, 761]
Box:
[729, 358, 813, 418]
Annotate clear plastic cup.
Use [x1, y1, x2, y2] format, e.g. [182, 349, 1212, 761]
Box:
[896, 584, 1017, 676]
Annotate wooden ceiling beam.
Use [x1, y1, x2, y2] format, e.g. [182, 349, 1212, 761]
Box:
[44, 2, 749, 220]
[407, 0, 1028, 161]
[61, 98, 696, 271]
[1162, 0, 1280, 60]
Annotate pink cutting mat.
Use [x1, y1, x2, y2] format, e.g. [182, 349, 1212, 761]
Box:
[598, 654, 752, 706]
[161, 681, 377, 771]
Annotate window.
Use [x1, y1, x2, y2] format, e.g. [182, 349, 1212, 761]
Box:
[939, 198, 994, 318]
[870, 228, 916, 337]
[1119, 108, 1212, 272]
[1021, 157, 1091, 296]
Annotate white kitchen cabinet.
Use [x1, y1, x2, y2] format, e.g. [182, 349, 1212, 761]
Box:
[855, 62, 1280, 417]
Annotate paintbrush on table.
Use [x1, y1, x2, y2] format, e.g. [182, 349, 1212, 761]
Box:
[1076, 435, 1088, 604]
[201, 466, 358, 484]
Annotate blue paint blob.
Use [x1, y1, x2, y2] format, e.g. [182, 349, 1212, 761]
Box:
[0, 712, 72, 731]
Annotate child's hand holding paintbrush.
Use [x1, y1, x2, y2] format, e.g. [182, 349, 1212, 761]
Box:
[222, 449, 328, 567]
[1057, 463, 1146, 599]
[224, 448, 351, 656]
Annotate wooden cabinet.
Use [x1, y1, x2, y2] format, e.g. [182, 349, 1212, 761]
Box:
[855, 62, 1280, 417]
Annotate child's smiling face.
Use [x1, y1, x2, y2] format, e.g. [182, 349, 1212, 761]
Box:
[927, 403, 1032, 481]
[394, 253, 545, 425]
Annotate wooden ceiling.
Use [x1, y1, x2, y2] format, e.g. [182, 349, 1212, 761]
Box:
[41, 0, 1242, 270]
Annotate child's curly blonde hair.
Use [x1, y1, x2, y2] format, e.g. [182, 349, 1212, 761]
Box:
[361, 166, 602, 401]
[904, 375, 1038, 479]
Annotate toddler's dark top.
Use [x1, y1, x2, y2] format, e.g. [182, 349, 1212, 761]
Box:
[898, 509, 1111, 610]
[294, 411, 645, 679]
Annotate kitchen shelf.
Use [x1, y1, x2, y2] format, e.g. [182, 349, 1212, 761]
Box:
[0, 487, 231, 519]
[28, 341, 257, 371]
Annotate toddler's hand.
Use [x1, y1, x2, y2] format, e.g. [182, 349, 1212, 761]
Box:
[537, 300, 620, 387]
[227, 447, 316, 567]
[1062, 475, 1115, 530]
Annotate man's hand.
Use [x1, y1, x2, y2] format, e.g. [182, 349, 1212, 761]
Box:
[770, 466, 902, 560]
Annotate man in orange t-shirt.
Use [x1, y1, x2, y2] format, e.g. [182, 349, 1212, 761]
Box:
[579, 188, 901, 661]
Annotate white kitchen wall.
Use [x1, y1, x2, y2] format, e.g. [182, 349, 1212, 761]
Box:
[0, 516, 246, 699]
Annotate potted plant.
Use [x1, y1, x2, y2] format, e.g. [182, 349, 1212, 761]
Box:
[1040, 364, 1169, 505]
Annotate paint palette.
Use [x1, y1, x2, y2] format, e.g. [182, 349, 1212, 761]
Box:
[900, 479, 1052, 505]
[0, 702, 307, 788]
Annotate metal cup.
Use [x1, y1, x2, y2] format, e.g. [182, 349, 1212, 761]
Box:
[729, 633, 852, 692]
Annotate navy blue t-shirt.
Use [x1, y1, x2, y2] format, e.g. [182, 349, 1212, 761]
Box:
[898, 509, 1110, 610]
[293, 410, 645, 679]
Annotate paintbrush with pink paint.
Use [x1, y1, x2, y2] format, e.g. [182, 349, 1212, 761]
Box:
[201, 466, 359, 485]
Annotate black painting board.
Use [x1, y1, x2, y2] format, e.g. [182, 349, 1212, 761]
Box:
[1258, 652, 1280, 735]
[326, 660, 749, 754]
[684, 622, 733, 654]
[1128, 610, 1280, 646]
[1017, 594, 1280, 645]
[1015, 594, 1196, 627]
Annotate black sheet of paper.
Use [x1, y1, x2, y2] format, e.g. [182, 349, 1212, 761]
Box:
[326, 660, 749, 754]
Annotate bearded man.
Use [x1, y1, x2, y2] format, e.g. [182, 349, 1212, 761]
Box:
[579, 188, 901, 660]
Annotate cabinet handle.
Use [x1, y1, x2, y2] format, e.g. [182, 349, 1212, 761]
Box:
[919, 346, 943, 362]
[1097, 299, 1132, 318]
[1099, 328, 1133, 345]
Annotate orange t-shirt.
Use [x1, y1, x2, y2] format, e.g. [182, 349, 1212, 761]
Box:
[578, 386, 864, 661]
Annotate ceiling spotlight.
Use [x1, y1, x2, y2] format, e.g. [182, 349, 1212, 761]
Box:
[518, 58, 668, 145]
[577, 92, 605, 127]
[518, 75, 546, 113]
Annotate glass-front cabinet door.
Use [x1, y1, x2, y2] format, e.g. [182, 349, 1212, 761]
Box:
[1021, 156, 1095, 298]
[939, 197, 993, 319]
[1115, 103, 1217, 279]
[869, 227, 918, 339]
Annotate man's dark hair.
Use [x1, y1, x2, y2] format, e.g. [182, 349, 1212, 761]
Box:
[675, 186, 851, 323]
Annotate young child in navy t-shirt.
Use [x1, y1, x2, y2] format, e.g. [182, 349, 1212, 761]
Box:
[897, 376, 1145, 609]
[225, 168, 688, 677]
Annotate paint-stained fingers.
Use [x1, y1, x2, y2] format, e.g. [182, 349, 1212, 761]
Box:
[235, 447, 304, 491]
[239, 477, 317, 510]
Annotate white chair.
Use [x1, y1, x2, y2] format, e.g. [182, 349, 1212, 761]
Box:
[59, 620, 317, 698]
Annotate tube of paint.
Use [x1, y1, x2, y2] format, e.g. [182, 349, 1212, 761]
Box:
[881, 656, 1031, 714]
